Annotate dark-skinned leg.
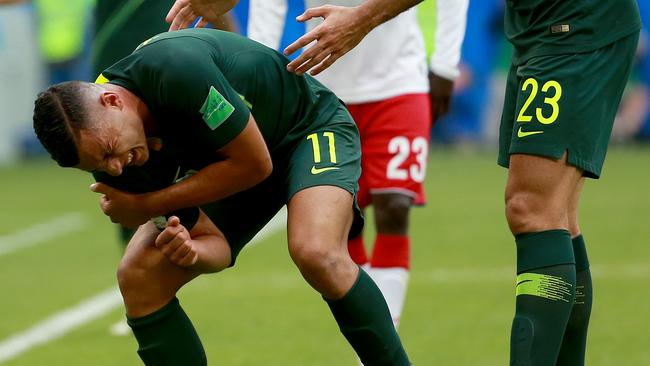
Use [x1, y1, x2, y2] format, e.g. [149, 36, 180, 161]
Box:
[369, 193, 413, 328]
[288, 186, 410, 366]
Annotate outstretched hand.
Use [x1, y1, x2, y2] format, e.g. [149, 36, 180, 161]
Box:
[166, 0, 237, 30]
[284, 5, 372, 76]
[154, 216, 199, 267]
[90, 183, 151, 228]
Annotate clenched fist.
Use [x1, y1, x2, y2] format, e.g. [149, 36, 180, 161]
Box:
[154, 216, 199, 267]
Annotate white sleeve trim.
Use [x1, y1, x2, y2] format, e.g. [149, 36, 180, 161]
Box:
[430, 0, 469, 81]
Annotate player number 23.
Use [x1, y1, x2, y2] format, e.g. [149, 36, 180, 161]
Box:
[387, 136, 428, 183]
[516, 78, 563, 125]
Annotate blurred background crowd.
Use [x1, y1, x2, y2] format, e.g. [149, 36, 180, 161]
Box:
[1, 0, 649, 167]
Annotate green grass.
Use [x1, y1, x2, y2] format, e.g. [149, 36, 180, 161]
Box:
[1, 146, 649, 365]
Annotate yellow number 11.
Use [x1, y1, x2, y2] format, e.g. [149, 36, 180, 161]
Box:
[307, 132, 337, 163]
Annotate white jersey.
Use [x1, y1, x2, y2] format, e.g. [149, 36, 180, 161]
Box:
[246, 0, 468, 104]
[305, 0, 428, 103]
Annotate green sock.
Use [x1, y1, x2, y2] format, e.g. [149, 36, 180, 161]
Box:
[325, 269, 411, 366]
[127, 298, 207, 366]
[557, 235, 592, 366]
[510, 230, 576, 366]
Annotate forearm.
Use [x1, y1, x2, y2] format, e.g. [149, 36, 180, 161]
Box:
[0, 0, 27, 4]
[357, 0, 423, 30]
[189, 233, 230, 273]
[144, 117, 271, 218]
[145, 158, 269, 217]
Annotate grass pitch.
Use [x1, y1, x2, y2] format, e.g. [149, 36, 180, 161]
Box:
[1, 146, 648, 365]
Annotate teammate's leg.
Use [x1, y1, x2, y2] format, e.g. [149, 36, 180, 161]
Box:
[506, 153, 582, 366]
[287, 186, 410, 366]
[118, 213, 231, 366]
[368, 193, 413, 328]
[557, 178, 592, 366]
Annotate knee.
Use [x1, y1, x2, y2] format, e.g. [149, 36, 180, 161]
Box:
[505, 192, 541, 234]
[290, 241, 342, 278]
[116, 256, 149, 297]
[289, 239, 357, 298]
[505, 191, 570, 234]
[373, 194, 412, 233]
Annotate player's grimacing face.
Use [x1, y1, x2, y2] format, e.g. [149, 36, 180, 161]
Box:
[75, 109, 149, 176]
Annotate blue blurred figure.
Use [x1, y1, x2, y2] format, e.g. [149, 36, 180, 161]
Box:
[231, 0, 305, 60]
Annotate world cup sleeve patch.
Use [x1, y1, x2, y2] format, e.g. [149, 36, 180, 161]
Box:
[199, 86, 235, 130]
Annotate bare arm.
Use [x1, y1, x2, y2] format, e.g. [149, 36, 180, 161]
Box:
[166, 0, 239, 31]
[0, 0, 27, 5]
[284, 0, 423, 76]
[145, 115, 271, 217]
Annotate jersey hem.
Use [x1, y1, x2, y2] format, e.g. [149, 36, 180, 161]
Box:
[511, 25, 641, 66]
[337, 85, 429, 104]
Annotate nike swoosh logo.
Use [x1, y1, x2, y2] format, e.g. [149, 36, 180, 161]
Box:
[517, 127, 544, 138]
[516, 280, 532, 287]
[311, 166, 340, 175]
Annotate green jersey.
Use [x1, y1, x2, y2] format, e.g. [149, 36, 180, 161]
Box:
[98, 28, 342, 170]
[93, 0, 173, 76]
[504, 0, 641, 64]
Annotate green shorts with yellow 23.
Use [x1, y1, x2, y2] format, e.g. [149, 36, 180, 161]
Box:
[498, 32, 639, 178]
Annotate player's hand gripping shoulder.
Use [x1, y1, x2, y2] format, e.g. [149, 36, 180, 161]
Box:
[155, 216, 199, 267]
[166, 0, 238, 30]
[284, 5, 372, 76]
[284, 0, 423, 75]
[90, 182, 153, 228]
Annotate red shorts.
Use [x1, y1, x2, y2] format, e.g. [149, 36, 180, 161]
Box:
[347, 93, 431, 208]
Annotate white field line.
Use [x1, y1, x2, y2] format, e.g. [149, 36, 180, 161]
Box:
[0, 209, 287, 364]
[0, 287, 123, 364]
[1, 205, 646, 363]
[0, 213, 86, 257]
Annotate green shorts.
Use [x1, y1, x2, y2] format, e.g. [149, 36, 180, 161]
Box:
[201, 105, 363, 265]
[498, 32, 639, 178]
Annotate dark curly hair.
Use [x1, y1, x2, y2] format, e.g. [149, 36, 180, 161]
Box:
[33, 81, 93, 167]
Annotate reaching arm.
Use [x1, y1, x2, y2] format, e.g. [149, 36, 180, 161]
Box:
[284, 0, 423, 76]
[0, 0, 27, 4]
[166, 0, 239, 30]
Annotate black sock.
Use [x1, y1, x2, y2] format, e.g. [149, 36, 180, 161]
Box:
[325, 269, 411, 366]
[557, 235, 592, 366]
[127, 298, 207, 366]
[510, 230, 576, 366]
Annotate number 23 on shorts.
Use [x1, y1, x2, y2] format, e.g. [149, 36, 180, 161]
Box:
[516, 78, 563, 136]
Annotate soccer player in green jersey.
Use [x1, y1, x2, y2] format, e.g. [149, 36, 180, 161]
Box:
[499, 1, 641, 364]
[32, 29, 411, 366]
